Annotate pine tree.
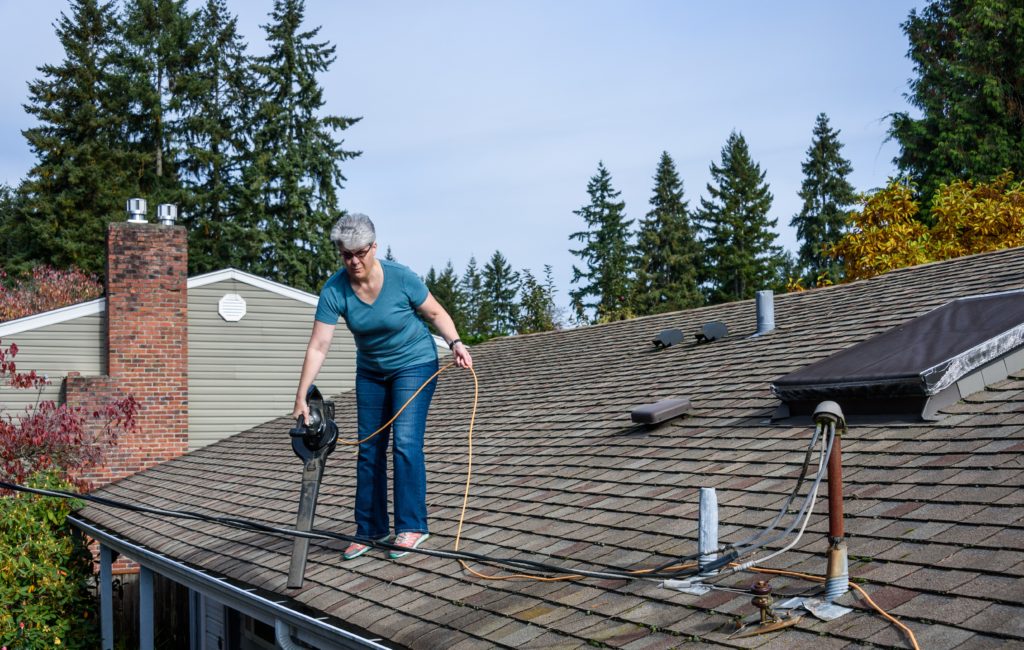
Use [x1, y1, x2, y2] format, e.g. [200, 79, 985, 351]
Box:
[0, 184, 25, 272]
[424, 261, 466, 335]
[15, 0, 137, 276]
[384, 246, 395, 261]
[115, 0, 199, 206]
[790, 113, 857, 284]
[633, 151, 702, 315]
[243, 0, 361, 292]
[481, 251, 520, 337]
[569, 162, 634, 323]
[696, 132, 784, 304]
[518, 265, 559, 334]
[890, 0, 1024, 207]
[177, 0, 259, 275]
[460, 256, 486, 341]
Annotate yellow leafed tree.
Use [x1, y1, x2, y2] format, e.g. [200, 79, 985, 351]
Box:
[829, 172, 1024, 282]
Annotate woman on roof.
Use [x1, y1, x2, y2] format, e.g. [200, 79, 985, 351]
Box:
[293, 213, 472, 560]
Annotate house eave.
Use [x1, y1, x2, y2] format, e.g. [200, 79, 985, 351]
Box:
[69, 515, 389, 650]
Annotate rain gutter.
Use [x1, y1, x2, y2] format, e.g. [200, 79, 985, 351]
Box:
[69, 516, 390, 650]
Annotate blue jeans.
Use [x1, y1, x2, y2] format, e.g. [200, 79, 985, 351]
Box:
[354, 359, 437, 540]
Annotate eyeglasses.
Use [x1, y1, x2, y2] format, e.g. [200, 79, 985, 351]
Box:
[341, 244, 373, 262]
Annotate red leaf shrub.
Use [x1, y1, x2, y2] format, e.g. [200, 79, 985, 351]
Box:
[1, 340, 137, 489]
[0, 266, 103, 323]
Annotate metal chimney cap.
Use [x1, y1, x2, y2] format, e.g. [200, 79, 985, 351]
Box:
[157, 203, 178, 226]
[126, 198, 148, 223]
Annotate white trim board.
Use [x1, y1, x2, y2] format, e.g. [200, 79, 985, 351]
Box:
[0, 298, 105, 338]
[0, 268, 319, 338]
[187, 268, 318, 306]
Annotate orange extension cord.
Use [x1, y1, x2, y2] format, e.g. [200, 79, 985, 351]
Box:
[341, 363, 920, 649]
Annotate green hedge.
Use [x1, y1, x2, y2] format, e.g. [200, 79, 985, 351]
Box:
[0, 472, 98, 649]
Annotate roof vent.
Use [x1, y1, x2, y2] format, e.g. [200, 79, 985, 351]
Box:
[772, 290, 1024, 421]
[753, 290, 775, 336]
[126, 198, 147, 223]
[631, 398, 692, 425]
[695, 321, 728, 343]
[653, 329, 684, 348]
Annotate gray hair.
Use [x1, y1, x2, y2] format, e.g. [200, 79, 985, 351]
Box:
[330, 213, 376, 250]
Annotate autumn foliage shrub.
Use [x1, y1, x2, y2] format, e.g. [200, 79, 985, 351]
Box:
[828, 172, 1024, 282]
[1, 341, 137, 648]
[0, 266, 103, 322]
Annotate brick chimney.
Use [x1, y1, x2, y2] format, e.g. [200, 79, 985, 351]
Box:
[67, 220, 189, 488]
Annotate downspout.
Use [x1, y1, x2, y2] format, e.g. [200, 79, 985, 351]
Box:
[276, 619, 307, 650]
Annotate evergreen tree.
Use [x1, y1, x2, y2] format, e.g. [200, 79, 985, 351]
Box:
[384, 245, 395, 261]
[890, 0, 1024, 206]
[481, 251, 520, 337]
[0, 184, 25, 271]
[15, 0, 137, 276]
[460, 256, 486, 341]
[244, 0, 361, 291]
[696, 132, 784, 304]
[424, 261, 466, 335]
[790, 113, 857, 284]
[177, 0, 259, 275]
[633, 151, 702, 315]
[518, 265, 559, 334]
[569, 162, 634, 323]
[115, 0, 199, 206]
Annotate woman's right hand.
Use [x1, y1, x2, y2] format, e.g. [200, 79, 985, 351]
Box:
[292, 397, 309, 425]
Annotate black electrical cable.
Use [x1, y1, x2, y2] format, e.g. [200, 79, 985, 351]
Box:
[0, 480, 703, 582]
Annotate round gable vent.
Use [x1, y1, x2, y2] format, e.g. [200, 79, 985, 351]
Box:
[218, 293, 247, 322]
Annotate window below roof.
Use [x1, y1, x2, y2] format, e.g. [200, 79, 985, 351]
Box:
[771, 290, 1024, 422]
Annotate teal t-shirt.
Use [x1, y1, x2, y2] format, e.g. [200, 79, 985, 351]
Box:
[315, 260, 437, 374]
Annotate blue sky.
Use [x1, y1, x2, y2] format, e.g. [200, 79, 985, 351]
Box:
[0, 1, 922, 309]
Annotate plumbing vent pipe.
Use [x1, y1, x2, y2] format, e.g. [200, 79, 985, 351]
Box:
[126, 198, 148, 223]
[754, 290, 774, 336]
[814, 400, 849, 601]
[156, 203, 177, 226]
[697, 487, 719, 573]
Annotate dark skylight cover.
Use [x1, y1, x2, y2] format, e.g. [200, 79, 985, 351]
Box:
[772, 290, 1024, 402]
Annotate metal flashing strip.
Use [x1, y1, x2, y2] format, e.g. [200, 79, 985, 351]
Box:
[69, 516, 389, 650]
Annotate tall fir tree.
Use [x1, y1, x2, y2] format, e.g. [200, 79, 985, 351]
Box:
[569, 162, 634, 324]
[890, 0, 1024, 207]
[633, 151, 702, 315]
[244, 0, 361, 292]
[115, 0, 199, 206]
[518, 265, 559, 334]
[696, 131, 784, 304]
[790, 113, 857, 284]
[460, 256, 486, 341]
[424, 261, 466, 336]
[177, 0, 259, 275]
[481, 251, 520, 337]
[0, 184, 24, 271]
[13, 0, 138, 276]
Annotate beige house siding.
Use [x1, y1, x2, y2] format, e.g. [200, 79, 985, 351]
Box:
[187, 279, 355, 450]
[0, 308, 106, 414]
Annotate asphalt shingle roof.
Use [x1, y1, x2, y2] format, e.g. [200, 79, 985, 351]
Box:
[79, 247, 1024, 649]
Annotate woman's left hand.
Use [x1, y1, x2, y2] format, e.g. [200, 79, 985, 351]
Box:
[452, 341, 473, 369]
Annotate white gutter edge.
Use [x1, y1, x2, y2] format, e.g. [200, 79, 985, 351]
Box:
[69, 516, 390, 650]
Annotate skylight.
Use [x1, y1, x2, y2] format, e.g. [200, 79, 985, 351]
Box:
[772, 290, 1024, 421]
